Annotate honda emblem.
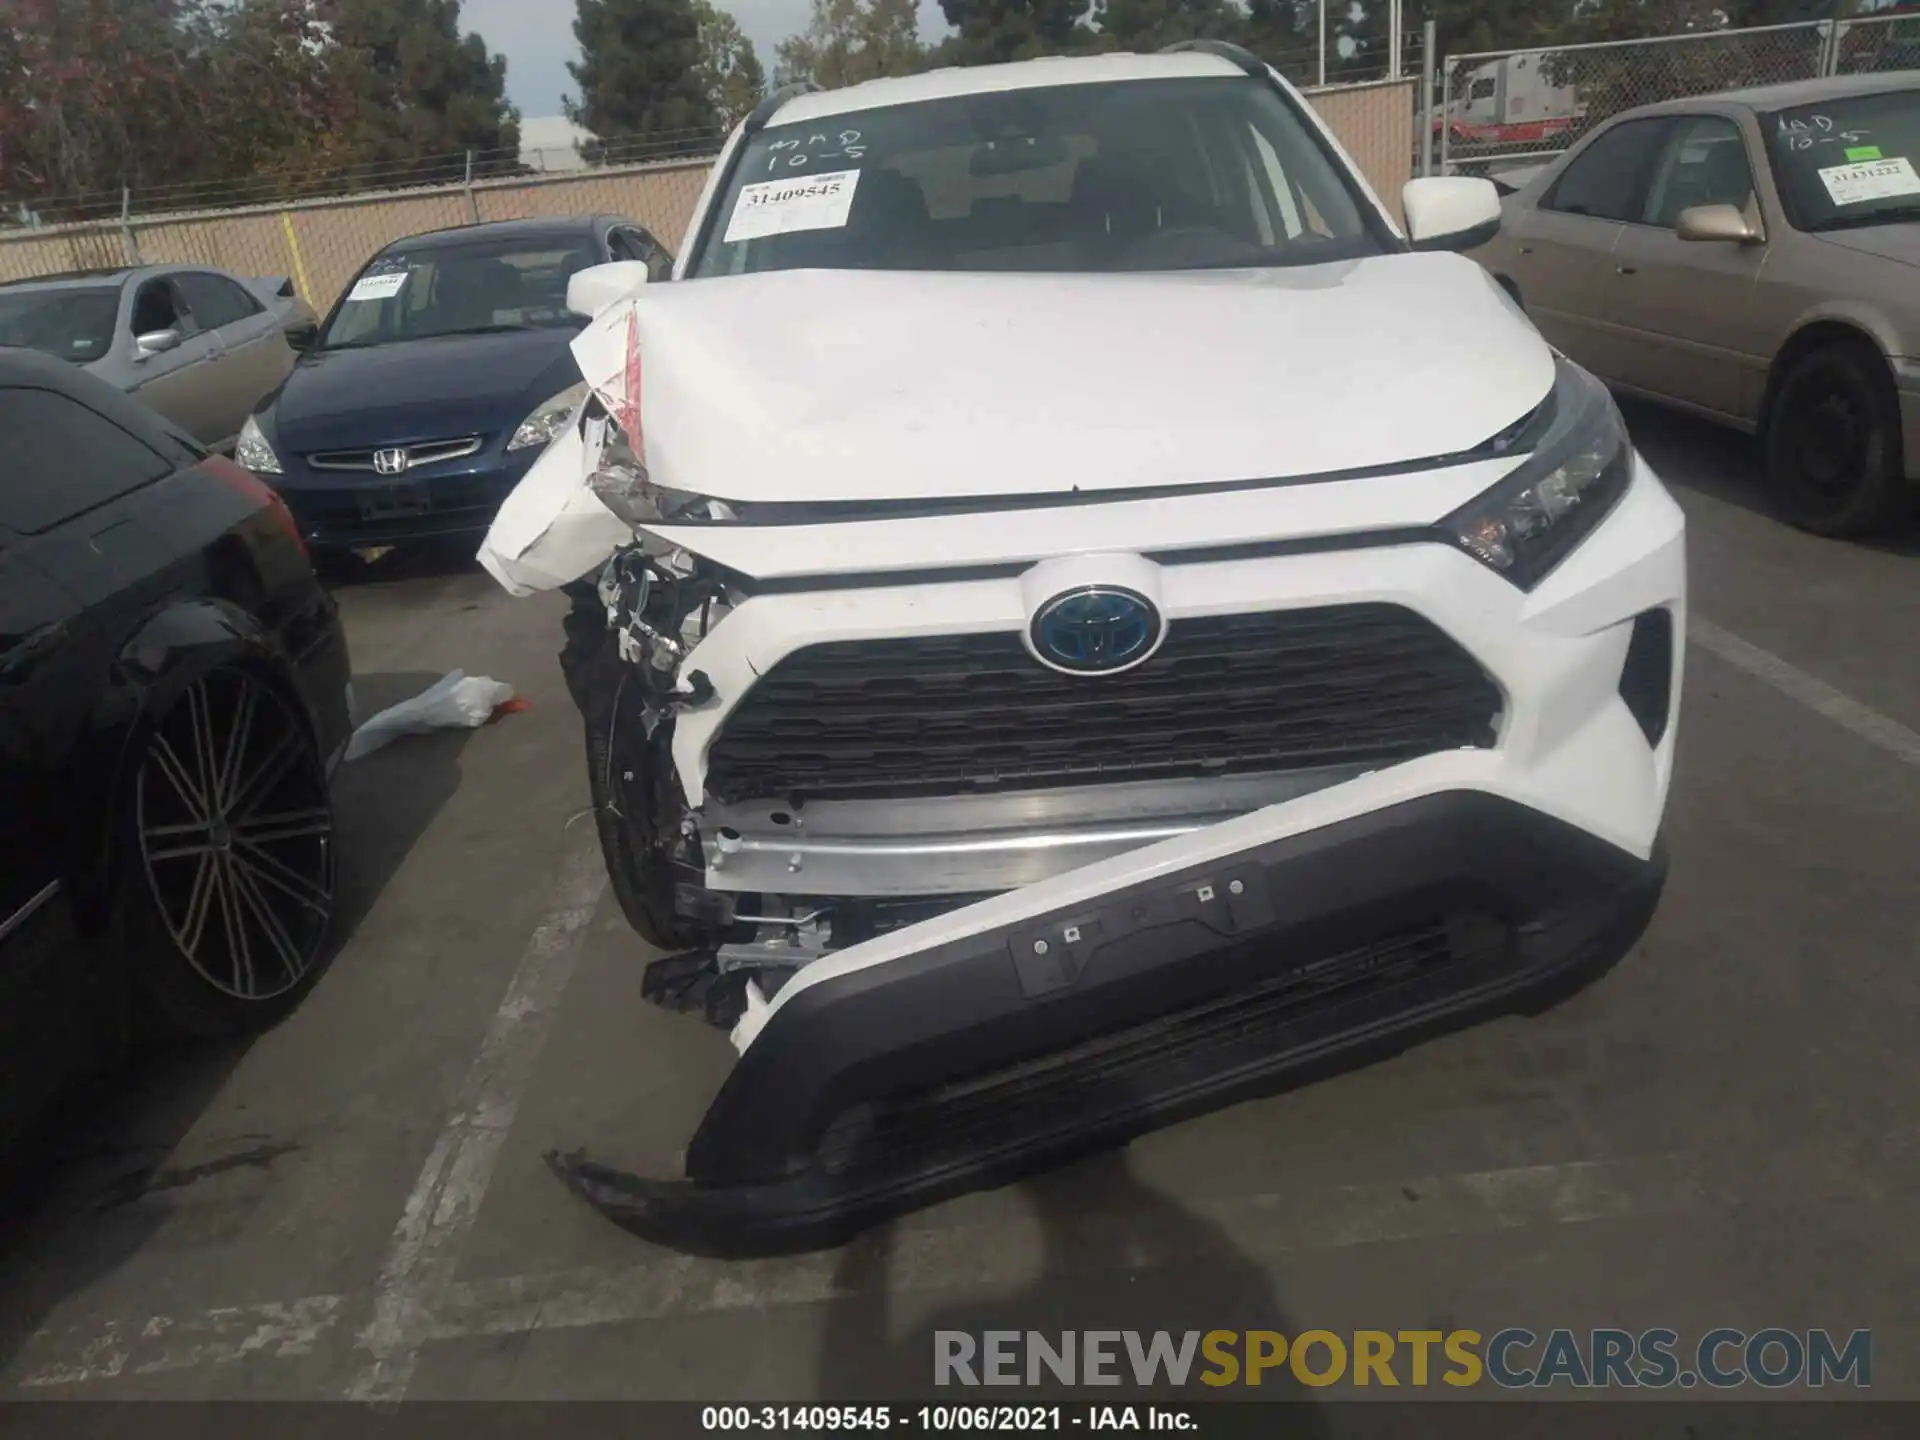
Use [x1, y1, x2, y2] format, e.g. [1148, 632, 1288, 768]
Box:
[372, 447, 411, 476]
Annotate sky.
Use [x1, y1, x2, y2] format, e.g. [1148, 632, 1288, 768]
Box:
[465, 0, 954, 120]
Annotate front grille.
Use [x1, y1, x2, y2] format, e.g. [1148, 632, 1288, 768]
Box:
[704, 603, 1503, 803]
[306, 435, 483, 472]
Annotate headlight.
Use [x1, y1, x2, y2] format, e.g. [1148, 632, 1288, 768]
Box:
[1439, 360, 1632, 591]
[508, 381, 591, 452]
[585, 415, 739, 527]
[236, 414, 282, 475]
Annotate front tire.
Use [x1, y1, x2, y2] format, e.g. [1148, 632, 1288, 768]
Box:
[584, 711, 708, 956]
[1764, 340, 1910, 537]
[126, 670, 336, 1038]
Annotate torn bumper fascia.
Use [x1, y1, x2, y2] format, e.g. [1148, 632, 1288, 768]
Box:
[548, 754, 1670, 1257]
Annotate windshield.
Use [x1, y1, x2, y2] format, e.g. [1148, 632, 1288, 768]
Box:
[1764, 87, 1920, 232]
[318, 236, 599, 350]
[0, 284, 120, 363]
[688, 76, 1387, 278]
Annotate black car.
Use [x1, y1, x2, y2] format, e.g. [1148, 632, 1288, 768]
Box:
[0, 347, 351, 1153]
[236, 214, 673, 556]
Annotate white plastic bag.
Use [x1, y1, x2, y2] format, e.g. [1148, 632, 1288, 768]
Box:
[342, 670, 516, 762]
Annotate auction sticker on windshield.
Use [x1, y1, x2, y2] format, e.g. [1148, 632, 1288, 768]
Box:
[347, 271, 409, 303]
[1817, 155, 1920, 207]
[724, 169, 861, 243]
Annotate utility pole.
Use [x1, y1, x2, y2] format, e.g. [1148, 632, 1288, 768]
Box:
[1389, 0, 1403, 80]
[1318, 0, 1328, 86]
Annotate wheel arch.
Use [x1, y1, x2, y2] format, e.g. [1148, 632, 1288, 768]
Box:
[1760, 313, 1901, 436]
[70, 597, 310, 931]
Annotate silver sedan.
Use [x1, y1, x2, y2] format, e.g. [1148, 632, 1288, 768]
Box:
[0, 264, 319, 453]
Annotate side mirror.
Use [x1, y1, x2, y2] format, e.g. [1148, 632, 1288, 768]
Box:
[1402, 176, 1503, 253]
[135, 327, 183, 358]
[1676, 203, 1764, 245]
[566, 261, 652, 319]
[285, 322, 318, 352]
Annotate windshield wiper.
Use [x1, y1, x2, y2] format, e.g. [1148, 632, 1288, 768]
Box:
[1811, 201, 1920, 232]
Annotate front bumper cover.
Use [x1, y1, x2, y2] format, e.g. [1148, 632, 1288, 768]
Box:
[551, 788, 1666, 1256]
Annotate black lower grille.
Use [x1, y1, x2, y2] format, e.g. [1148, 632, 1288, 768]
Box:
[812, 917, 1498, 1179]
[704, 603, 1503, 802]
[1618, 607, 1674, 747]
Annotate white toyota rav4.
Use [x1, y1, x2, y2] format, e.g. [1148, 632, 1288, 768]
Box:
[481, 42, 1687, 1254]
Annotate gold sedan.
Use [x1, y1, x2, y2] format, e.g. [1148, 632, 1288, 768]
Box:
[1474, 71, 1920, 536]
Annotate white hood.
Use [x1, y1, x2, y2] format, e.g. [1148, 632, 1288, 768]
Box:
[574, 255, 1554, 507]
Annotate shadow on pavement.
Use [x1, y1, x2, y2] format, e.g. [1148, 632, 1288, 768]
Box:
[316, 537, 487, 591]
[0, 670, 470, 1386]
[815, 1150, 1331, 1426]
[326, 668, 476, 944]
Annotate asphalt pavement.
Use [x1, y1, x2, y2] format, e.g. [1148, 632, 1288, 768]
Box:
[0, 402, 1916, 1411]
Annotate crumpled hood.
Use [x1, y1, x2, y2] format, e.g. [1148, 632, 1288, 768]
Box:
[270, 326, 581, 451]
[574, 256, 1554, 506]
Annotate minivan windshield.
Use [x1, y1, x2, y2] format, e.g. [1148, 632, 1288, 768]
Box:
[1764, 87, 1920, 232]
[688, 76, 1387, 278]
[318, 236, 600, 350]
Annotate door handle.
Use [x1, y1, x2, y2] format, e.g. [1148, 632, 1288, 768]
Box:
[1518, 245, 1534, 255]
[1616, 265, 1637, 275]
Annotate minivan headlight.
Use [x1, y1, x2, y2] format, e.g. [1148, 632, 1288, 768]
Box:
[1440, 360, 1632, 591]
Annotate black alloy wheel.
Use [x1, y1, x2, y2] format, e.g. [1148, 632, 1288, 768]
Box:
[1765, 340, 1910, 538]
[133, 670, 335, 1035]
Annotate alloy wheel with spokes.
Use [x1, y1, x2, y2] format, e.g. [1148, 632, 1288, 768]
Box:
[135, 670, 335, 1008]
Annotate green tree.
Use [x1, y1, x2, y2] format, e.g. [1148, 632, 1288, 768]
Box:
[773, 0, 926, 87]
[694, 0, 766, 126]
[568, 0, 718, 160]
[1091, 0, 1242, 54]
[1242, 0, 1312, 80]
[328, 0, 520, 179]
[930, 0, 1098, 65]
[0, 0, 353, 212]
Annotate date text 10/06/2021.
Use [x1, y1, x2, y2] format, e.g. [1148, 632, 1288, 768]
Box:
[702, 1407, 1195, 1431]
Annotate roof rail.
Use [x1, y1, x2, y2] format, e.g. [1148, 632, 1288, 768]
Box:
[745, 81, 823, 134]
[1158, 39, 1270, 79]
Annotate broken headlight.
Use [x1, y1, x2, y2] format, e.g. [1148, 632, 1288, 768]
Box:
[1439, 360, 1632, 592]
[586, 411, 739, 527]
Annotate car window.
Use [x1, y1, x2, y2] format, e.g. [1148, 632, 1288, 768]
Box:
[0, 385, 176, 535]
[131, 278, 196, 338]
[174, 272, 264, 330]
[1542, 118, 1675, 222]
[319, 236, 599, 350]
[1642, 116, 1755, 228]
[627, 227, 676, 282]
[689, 76, 1386, 277]
[0, 284, 121, 364]
[1763, 87, 1920, 232]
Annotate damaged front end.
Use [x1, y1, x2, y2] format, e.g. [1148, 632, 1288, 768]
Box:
[480, 273, 1680, 1257]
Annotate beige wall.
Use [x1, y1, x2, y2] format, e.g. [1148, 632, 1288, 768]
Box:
[0, 83, 1416, 311]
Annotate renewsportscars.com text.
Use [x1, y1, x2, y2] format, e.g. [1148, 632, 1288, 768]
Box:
[934, 1328, 1871, 1390]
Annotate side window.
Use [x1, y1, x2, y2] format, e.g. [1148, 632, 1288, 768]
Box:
[131, 278, 193, 338]
[174, 272, 264, 330]
[1542, 119, 1675, 222]
[0, 386, 176, 535]
[1641, 116, 1754, 229]
[617, 227, 674, 282]
[1470, 78, 1496, 101]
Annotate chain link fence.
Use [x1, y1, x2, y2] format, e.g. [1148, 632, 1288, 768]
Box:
[0, 153, 718, 315]
[1435, 16, 1918, 179]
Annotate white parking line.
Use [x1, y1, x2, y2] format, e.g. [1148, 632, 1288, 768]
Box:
[343, 846, 608, 1404]
[1691, 617, 1920, 769]
[11, 1150, 1731, 1389]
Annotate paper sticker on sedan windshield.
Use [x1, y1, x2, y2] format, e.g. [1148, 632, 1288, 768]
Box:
[723, 169, 860, 243]
[1816, 156, 1920, 207]
[347, 271, 409, 302]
